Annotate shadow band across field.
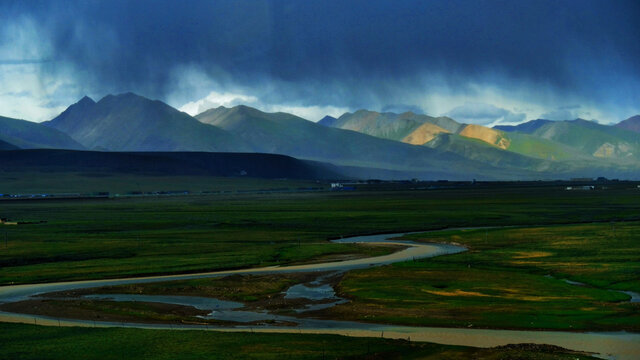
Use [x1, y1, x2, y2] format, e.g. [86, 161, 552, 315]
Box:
[0, 230, 639, 360]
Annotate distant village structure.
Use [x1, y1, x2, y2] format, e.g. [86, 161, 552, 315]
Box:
[330, 182, 356, 191]
[565, 186, 595, 191]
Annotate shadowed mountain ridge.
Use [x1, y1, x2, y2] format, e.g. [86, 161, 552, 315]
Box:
[0, 115, 84, 150]
[44, 93, 252, 152]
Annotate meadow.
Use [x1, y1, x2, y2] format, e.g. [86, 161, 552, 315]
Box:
[55, 223, 639, 331]
[0, 323, 598, 360]
[1, 179, 639, 285]
[1, 176, 639, 358]
[326, 222, 640, 331]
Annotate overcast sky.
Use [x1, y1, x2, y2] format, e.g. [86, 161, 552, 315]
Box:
[1, 0, 639, 125]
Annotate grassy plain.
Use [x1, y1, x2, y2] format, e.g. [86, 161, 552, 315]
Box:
[1, 176, 639, 358]
[53, 223, 639, 331]
[327, 222, 640, 330]
[1, 180, 640, 285]
[0, 323, 597, 360]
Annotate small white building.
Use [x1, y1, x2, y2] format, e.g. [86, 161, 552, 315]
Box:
[566, 186, 594, 191]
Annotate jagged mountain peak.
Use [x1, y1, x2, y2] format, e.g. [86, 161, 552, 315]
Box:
[22, 93, 640, 179]
[318, 115, 338, 127]
[78, 95, 95, 105]
[45, 92, 251, 152]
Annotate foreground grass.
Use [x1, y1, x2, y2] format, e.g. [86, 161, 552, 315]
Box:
[0, 323, 597, 360]
[2, 182, 640, 284]
[327, 222, 640, 331]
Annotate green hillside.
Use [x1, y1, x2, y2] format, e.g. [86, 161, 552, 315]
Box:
[425, 133, 566, 172]
[532, 119, 640, 160]
[505, 132, 591, 161]
[330, 111, 606, 164]
[331, 110, 462, 141]
[0, 116, 84, 150]
[196, 105, 508, 179]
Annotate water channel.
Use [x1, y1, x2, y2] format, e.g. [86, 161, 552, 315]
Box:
[0, 230, 638, 359]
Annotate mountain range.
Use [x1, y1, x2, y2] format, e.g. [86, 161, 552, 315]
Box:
[43, 93, 251, 152]
[1, 92, 639, 180]
[194, 105, 500, 179]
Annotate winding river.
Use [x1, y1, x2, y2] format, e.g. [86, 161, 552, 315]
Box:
[0, 230, 638, 360]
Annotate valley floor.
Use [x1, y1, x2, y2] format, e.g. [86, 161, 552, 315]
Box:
[1, 176, 639, 358]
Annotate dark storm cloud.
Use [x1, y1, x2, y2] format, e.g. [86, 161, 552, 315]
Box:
[1, 0, 639, 120]
[0, 59, 51, 65]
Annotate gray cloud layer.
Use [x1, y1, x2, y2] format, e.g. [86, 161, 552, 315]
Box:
[0, 0, 639, 122]
[446, 103, 526, 126]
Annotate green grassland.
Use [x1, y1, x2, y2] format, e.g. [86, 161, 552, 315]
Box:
[59, 223, 639, 331]
[1, 176, 639, 358]
[0, 323, 597, 360]
[326, 223, 640, 330]
[2, 180, 640, 285]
